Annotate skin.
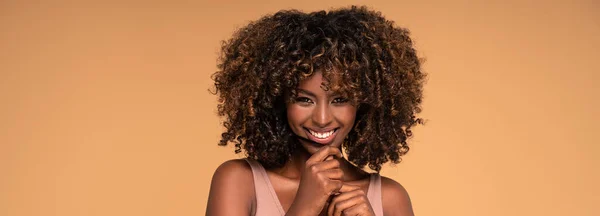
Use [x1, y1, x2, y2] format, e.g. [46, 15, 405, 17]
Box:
[206, 72, 415, 216]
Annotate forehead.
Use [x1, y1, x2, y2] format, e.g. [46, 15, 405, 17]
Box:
[298, 72, 325, 89]
[296, 71, 348, 96]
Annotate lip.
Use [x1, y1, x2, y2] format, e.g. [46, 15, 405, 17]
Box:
[303, 127, 339, 145]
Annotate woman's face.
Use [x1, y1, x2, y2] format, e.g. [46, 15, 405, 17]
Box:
[287, 72, 357, 155]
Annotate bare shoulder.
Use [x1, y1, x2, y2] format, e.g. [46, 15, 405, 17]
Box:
[206, 159, 255, 216]
[380, 176, 415, 216]
[212, 159, 253, 181]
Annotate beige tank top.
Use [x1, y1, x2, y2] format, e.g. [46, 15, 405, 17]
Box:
[245, 158, 384, 216]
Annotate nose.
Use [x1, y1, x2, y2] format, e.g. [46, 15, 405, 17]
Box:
[312, 102, 333, 127]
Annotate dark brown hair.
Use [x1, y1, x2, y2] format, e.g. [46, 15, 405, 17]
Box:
[212, 5, 426, 171]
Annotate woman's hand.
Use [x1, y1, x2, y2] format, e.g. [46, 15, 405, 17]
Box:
[286, 146, 344, 216]
[327, 184, 375, 216]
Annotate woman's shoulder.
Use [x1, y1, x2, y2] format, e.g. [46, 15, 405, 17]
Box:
[206, 159, 255, 215]
[379, 175, 415, 216]
[211, 158, 254, 183]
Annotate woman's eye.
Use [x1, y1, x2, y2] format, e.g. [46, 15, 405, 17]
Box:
[294, 97, 312, 104]
[332, 97, 349, 103]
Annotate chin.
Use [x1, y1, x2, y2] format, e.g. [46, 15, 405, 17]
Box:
[298, 138, 342, 155]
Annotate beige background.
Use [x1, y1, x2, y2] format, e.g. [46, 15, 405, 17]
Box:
[1, 0, 598, 215]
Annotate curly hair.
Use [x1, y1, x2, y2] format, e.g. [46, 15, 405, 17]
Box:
[211, 5, 426, 172]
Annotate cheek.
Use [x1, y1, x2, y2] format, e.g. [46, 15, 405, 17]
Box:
[335, 106, 357, 126]
[286, 105, 310, 126]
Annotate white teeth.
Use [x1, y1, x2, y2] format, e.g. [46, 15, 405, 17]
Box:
[309, 129, 335, 139]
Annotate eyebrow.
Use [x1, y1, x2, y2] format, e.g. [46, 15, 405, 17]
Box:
[297, 89, 341, 97]
[297, 89, 315, 97]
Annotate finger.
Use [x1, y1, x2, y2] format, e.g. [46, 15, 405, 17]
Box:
[339, 183, 361, 193]
[341, 203, 372, 216]
[327, 179, 344, 195]
[313, 158, 341, 170]
[307, 146, 343, 165]
[332, 196, 366, 216]
[320, 168, 344, 180]
[327, 189, 365, 216]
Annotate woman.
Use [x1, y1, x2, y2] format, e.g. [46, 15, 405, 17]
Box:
[207, 5, 425, 216]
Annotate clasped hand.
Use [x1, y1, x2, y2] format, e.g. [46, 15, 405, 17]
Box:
[287, 146, 375, 216]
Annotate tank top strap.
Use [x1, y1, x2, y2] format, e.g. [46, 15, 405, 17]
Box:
[244, 158, 286, 215]
[367, 173, 384, 216]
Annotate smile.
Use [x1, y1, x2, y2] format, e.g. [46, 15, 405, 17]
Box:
[304, 128, 339, 145]
[309, 129, 335, 138]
